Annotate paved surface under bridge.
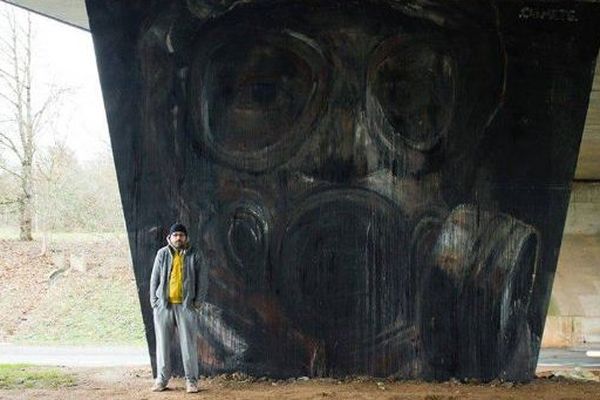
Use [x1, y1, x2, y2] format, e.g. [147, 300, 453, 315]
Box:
[1, 343, 599, 369]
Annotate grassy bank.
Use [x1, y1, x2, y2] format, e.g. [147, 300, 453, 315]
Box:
[14, 273, 146, 345]
[0, 234, 145, 345]
[0, 364, 76, 389]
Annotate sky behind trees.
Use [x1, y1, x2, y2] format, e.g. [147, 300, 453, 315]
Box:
[0, 3, 123, 234]
[0, 2, 110, 163]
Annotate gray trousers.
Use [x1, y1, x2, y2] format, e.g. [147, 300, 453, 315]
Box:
[153, 303, 199, 384]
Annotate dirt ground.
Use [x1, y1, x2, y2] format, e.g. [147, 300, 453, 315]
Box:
[1, 367, 600, 400]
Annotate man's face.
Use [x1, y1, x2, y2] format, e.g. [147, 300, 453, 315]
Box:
[170, 232, 187, 249]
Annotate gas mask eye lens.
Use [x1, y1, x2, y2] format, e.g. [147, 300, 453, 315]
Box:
[236, 81, 279, 110]
[368, 39, 455, 152]
[208, 46, 312, 152]
[191, 31, 327, 172]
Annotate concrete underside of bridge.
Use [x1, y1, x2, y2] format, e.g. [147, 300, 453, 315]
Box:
[8, 0, 600, 382]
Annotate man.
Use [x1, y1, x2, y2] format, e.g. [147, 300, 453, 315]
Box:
[149, 223, 206, 393]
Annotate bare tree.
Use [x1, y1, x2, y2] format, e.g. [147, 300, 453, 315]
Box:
[0, 8, 67, 240]
[35, 139, 77, 254]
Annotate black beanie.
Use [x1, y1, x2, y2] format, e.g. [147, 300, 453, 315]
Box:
[169, 223, 188, 236]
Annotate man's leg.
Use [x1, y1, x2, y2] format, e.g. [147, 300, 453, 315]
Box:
[173, 304, 199, 386]
[154, 304, 175, 387]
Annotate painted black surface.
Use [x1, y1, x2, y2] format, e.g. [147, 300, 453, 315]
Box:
[85, 0, 600, 381]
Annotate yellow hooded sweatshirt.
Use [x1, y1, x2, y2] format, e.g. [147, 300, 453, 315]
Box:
[168, 247, 185, 304]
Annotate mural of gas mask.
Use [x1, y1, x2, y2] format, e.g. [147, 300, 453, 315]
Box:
[86, 0, 600, 383]
[144, 0, 540, 380]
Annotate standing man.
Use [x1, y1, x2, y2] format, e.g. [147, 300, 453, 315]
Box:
[150, 223, 206, 393]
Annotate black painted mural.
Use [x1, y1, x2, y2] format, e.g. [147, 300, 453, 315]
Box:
[86, 0, 600, 381]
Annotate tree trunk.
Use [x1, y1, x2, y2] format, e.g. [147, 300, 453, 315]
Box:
[18, 199, 33, 240]
[19, 161, 33, 241]
[1, 10, 62, 242]
[18, 13, 34, 242]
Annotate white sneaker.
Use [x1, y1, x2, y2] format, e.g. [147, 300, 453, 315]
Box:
[186, 381, 199, 393]
[151, 381, 167, 392]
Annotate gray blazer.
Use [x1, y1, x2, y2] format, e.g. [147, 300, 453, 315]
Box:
[149, 242, 208, 309]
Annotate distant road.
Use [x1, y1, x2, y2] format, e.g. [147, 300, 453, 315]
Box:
[537, 347, 600, 368]
[0, 343, 598, 369]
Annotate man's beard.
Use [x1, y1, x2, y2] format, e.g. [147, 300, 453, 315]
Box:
[170, 237, 186, 249]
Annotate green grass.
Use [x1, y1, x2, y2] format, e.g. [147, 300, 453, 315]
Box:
[14, 276, 146, 345]
[0, 364, 76, 389]
[0, 227, 144, 346]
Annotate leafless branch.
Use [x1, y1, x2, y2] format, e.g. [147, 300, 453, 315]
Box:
[0, 130, 22, 159]
[0, 90, 19, 108]
[0, 32, 16, 55]
[32, 86, 70, 132]
[0, 162, 22, 180]
[0, 198, 20, 206]
[0, 76, 19, 96]
[0, 66, 17, 81]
